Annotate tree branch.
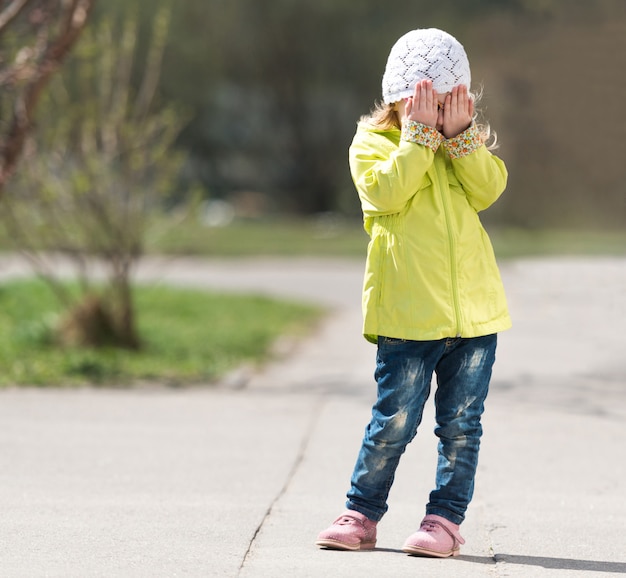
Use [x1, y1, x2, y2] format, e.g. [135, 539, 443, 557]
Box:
[0, 0, 30, 33]
[0, 0, 96, 192]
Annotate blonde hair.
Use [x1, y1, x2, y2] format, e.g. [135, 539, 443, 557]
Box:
[360, 101, 401, 131]
[360, 89, 498, 150]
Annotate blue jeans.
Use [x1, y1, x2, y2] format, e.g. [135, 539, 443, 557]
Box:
[346, 334, 497, 525]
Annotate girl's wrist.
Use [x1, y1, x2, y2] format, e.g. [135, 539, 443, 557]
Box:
[443, 123, 483, 159]
[401, 119, 444, 153]
[443, 120, 472, 140]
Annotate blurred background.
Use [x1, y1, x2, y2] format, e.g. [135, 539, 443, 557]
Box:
[6, 0, 625, 232]
[95, 0, 626, 230]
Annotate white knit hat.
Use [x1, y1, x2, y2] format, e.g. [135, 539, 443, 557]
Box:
[381, 28, 471, 103]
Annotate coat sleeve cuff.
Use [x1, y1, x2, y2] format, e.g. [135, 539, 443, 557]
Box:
[401, 120, 444, 152]
[444, 124, 483, 159]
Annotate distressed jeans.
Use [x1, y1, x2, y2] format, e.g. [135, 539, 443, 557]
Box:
[346, 334, 497, 525]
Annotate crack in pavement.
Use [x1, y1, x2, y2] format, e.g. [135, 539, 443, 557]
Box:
[238, 395, 326, 576]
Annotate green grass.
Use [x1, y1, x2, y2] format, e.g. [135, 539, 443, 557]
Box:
[0, 279, 321, 387]
[1, 218, 623, 388]
[145, 217, 626, 259]
[489, 228, 626, 259]
[146, 217, 370, 257]
[1, 214, 623, 259]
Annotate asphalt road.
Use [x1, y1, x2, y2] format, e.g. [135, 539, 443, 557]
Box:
[0, 255, 624, 577]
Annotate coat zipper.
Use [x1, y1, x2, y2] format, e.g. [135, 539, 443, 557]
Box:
[435, 152, 463, 336]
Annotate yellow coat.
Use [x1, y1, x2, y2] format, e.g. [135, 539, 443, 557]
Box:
[349, 121, 512, 343]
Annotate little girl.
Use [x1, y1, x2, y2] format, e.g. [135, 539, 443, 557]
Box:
[316, 28, 511, 558]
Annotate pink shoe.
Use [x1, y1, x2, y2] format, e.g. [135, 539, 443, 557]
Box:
[402, 515, 465, 558]
[315, 510, 377, 551]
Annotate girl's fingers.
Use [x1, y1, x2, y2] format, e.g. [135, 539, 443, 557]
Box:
[413, 80, 422, 104]
[424, 80, 433, 110]
[429, 82, 437, 114]
[414, 79, 435, 111]
[458, 85, 470, 115]
[406, 79, 439, 127]
[442, 84, 473, 138]
[451, 85, 461, 114]
[447, 85, 471, 117]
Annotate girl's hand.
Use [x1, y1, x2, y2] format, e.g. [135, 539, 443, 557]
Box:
[442, 84, 474, 139]
[404, 79, 438, 128]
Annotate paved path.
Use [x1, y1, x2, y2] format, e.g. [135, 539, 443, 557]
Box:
[0, 255, 625, 577]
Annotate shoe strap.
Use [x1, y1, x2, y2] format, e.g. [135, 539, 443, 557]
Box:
[334, 513, 368, 528]
[421, 518, 465, 546]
